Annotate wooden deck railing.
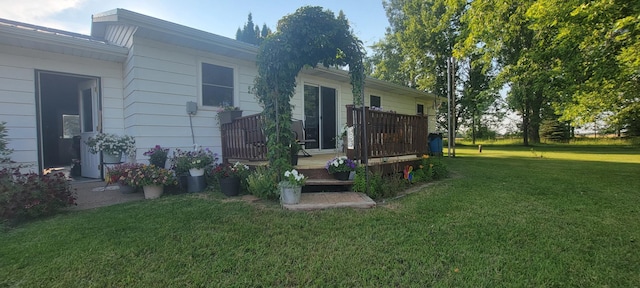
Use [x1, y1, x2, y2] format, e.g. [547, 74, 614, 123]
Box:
[346, 105, 428, 162]
[220, 113, 267, 163]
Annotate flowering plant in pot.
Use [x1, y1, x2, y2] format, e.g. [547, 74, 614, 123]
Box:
[211, 162, 249, 196]
[282, 169, 307, 187]
[143, 145, 169, 168]
[216, 102, 242, 125]
[124, 164, 177, 199]
[325, 156, 357, 173]
[105, 163, 144, 193]
[325, 156, 357, 180]
[85, 133, 136, 156]
[171, 147, 218, 176]
[211, 162, 250, 179]
[279, 169, 307, 205]
[124, 164, 176, 187]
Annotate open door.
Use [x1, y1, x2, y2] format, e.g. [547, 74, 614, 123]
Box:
[78, 80, 101, 178]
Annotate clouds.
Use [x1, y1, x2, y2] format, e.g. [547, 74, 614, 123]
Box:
[0, 0, 85, 21]
[0, 0, 89, 32]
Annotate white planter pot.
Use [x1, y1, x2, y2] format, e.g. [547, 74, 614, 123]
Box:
[103, 152, 122, 164]
[143, 185, 164, 199]
[189, 168, 205, 177]
[279, 182, 302, 205]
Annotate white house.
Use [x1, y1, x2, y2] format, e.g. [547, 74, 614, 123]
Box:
[0, 8, 437, 179]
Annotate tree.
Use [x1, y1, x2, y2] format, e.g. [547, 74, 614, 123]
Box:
[235, 13, 272, 45]
[459, 0, 556, 145]
[370, 0, 498, 136]
[527, 0, 640, 136]
[253, 6, 365, 178]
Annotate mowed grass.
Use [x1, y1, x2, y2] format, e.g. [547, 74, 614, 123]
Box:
[1, 144, 639, 286]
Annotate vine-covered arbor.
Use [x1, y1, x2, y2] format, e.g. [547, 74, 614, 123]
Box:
[253, 6, 365, 174]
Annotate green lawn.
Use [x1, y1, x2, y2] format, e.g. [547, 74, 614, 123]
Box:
[2, 144, 639, 286]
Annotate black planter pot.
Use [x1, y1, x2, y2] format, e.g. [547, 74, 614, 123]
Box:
[219, 176, 240, 196]
[333, 171, 350, 181]
[187, 175, 207, 193]
[291, 154, 299, 166]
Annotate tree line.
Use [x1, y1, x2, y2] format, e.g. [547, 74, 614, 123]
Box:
[368, 0, 639, 144]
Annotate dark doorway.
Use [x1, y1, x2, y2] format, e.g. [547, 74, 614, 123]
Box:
[37, 72, 100, 178]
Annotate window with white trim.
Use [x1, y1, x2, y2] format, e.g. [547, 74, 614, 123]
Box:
[202, 63, 234, 106]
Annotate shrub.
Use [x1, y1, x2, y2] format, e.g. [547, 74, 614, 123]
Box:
[0, 167, 76, 224]
[246, 166, 278, 200]
[352, 166, 392, 200]
[0, 122, 12, 164]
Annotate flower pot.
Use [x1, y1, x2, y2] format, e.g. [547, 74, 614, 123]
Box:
[218, 110, 243, 125]
[291, 154, 299, 166]
[103, 152, 122, 164]
[187, 175, 207, 193]
[219, 176, 240, 196]
[189, 168, 205, 177]
[333, 171, 351, 181]
[143, 185, 163, 199]
[279, 182, 302, 204]
[119, 184, 136, 194]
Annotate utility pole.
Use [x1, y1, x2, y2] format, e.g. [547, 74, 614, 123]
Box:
[447, 56, 456, 157]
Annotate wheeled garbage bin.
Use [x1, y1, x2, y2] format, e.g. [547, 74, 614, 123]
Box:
[428, 133, 443, 156]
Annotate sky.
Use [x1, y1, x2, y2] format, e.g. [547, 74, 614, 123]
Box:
[0, 0, 389, 54]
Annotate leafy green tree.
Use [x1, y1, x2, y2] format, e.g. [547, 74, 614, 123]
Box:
[235, 13, 272, 45]
[370, 0, 498, 136]
[253, 6, 364, 178]
[527, 0, 639, 136]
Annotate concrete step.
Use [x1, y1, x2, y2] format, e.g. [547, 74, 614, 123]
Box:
[282, 192, 376, 210]
[305, 179, 354, 186]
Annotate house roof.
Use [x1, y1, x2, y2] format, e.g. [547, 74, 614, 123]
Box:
[91, 9, 436, 101]
[0, 17, 128, 62]
[91, 9, 258, 62]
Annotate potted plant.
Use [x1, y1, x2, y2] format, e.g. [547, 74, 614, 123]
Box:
[325, 156, 357, 180]
[85, 133, 136, 163]
[216, 102, 242, 125]
[188, 147, 216, 176]
[105, 162, 144, 194]
[212, 162, 249, 196]
[123, 164, 176, 199]
[143, 145, 169, 168]
[172, 147, 218, 192]
[279, 169, 307, 204]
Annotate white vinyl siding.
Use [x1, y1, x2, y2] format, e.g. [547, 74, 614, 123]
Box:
[0, 43, 124, 168]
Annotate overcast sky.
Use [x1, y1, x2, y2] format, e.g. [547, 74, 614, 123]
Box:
[0, 0, 389, 54]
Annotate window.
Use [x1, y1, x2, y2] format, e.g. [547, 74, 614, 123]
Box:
[370, 95, 381, 108]
[417, 104, 424, 115]
[62, 114, 80, 139]
[202, 63, 234, 106]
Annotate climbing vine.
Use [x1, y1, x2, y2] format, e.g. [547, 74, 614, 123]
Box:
[253, 6, 365, 177]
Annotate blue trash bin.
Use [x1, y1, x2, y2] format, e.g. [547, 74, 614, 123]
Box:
[428, 133, 443, 156]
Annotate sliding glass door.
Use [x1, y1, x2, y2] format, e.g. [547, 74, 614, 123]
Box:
[304, 84, 337, 150]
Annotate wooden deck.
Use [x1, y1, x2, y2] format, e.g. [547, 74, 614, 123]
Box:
[230, 151, 421, 191]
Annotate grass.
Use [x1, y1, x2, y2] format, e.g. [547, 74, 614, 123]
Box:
[2, 144, 640, 286]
